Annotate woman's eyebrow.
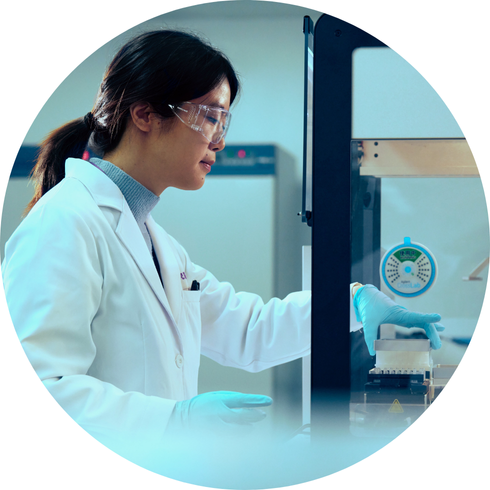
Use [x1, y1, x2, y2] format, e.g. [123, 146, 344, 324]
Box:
[206, 103, 226, 109]
[199, 97, 226, 109]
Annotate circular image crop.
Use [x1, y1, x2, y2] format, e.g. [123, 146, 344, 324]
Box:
[1, 2, 488, 489]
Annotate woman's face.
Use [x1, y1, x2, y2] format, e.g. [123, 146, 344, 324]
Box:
[148, 78, 231, 193]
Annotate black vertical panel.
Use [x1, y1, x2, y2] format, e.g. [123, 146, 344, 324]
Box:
[310, 14, 385, 433]
[351, 171, 382, 288]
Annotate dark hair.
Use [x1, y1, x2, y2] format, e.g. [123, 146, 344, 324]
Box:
[26, 29, 240, 213]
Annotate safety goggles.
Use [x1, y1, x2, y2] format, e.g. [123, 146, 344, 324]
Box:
[169, 102, 232, 144]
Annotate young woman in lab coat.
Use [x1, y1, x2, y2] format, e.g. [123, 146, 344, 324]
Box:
[2, 30, 444, 453]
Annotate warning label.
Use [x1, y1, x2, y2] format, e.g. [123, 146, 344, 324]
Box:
[388, 399, 404, 413]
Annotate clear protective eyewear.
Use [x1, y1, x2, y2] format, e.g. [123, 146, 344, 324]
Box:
[169, 102, 232, 144]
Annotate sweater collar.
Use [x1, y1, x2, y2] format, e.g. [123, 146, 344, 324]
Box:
[89, 157, 160, 224]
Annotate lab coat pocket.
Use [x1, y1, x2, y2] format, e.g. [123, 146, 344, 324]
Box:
[179, 290, 202, 374]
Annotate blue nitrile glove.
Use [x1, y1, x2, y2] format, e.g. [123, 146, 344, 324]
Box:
[353, 284, 445, 356]
[168, 391, 273, 436]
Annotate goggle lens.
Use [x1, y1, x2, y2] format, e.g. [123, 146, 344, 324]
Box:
[170, 102, 231, 144]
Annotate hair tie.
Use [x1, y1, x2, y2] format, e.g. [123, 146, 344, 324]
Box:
[83, 112, 96, 131]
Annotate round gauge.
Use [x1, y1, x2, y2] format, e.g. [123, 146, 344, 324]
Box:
[380, 237, 437, 297]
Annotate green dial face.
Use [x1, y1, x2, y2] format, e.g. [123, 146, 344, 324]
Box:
[393, 248, 422, 263]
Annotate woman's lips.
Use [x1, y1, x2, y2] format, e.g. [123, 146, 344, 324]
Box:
[200, 161, 213, 172]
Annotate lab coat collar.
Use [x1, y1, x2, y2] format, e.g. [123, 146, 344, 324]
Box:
[65, 158, 125, 210]
[146, 215, 183, 325]
[114, 206, 181, 327]
[64, 158, 181, 332]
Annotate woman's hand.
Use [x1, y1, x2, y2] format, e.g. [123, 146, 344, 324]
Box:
[353, 284, 445, 356]
[168, 391, 273, 437]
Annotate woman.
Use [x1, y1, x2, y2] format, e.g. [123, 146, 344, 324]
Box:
[2, 30, 443, 453]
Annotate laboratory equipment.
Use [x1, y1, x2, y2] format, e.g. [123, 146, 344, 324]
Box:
[366, 339, 432, 406]
[351, 339, 459, 436]
[302, 13, 487, 442]
[380, 237, 438, 297]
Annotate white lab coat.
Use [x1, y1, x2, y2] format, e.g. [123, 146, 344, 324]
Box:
[2, 158, 311, 450]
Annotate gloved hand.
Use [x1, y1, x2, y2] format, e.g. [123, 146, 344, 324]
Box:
[353, 284, 445, 356]
[168, 391, 273, 437]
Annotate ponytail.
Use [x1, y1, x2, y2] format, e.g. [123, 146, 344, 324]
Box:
[25, 114, 94, 214]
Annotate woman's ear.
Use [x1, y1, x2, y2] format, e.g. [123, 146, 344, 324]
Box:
[129, 102, 154, 133]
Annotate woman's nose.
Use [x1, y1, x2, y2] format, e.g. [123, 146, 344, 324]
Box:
[210, 137, 226, 152]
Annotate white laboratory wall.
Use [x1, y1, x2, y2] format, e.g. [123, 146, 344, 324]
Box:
[156, 177, 275, 300]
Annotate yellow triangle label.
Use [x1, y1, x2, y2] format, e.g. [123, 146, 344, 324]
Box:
[389, 399, 404, 413]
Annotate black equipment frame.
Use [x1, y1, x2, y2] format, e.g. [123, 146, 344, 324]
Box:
[308, 13, 385, 434]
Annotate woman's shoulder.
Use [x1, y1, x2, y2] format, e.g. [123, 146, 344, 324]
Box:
[4, 176, 105, 264]
[30, 159, 122, 221]
[29, 175, 99, 222]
